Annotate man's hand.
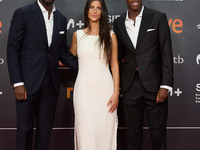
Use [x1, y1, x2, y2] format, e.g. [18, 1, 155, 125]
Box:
[14, 85, 27, 101]
[156, 88, 168, 103]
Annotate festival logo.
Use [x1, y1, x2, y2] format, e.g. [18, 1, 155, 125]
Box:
[108, 15, 120, 23]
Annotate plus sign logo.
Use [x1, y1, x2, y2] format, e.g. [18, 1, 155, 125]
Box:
[76, 20, 84, 28]
[0, 91, 2, 95]
[169, 88, 182, 97]
[174, 88, 182, 96]
[67, 19, 84, 30]
[0, 0, 2, 2]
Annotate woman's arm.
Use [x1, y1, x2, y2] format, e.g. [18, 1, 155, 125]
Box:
[107, 33, 120, 113]
[70, 31, 78, 57]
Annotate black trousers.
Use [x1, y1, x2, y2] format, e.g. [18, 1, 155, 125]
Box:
[122, 71, 168, 150]
[15, 71, 58, 150]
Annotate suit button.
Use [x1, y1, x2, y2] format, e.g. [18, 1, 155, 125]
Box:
[43, 65, 46, 68]
[135, 53, 139, 56]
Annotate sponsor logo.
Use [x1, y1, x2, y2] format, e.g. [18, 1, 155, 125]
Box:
[195, 83, 200, 103]
[0, 92, 2, 95]
[67, 19, 75, 29]
[67, 87, 74, 98]
[169, 88, 182, 97]
[173, 55, 184, 64]
[0, 0, 2, 2]
[196, 54, 200, 65]
[0, 58, 4, 64]
[67, 19, 84, 30]
[66, 17, 183, 34]
[0, 21, 2, 33]
[76, 20, 84, 29]
[67, 15, 121, 30]
[197, 24, 200, 29]
[168, 19, 183, 34]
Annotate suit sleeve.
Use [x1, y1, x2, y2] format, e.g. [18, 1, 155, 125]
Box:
[7, 8, 25, 85]
[113, 19, 125, 61]
[59, 18, 78, 72]
[159, 13, 174, 87]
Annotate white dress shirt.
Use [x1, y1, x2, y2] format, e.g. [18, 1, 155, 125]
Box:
[125, 6, 144, 49]
[37, 0, 56, 47]
[125, 6, 172, 92]
[14, 0, 56, 87]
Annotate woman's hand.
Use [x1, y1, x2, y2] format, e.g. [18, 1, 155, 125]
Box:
[107, 93, 119, 113]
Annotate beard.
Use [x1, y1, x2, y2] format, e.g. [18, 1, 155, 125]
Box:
[41, 0, 55, 5]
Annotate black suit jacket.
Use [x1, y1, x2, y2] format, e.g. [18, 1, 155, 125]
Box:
[113, 7, 173, 93]
[7, 1, 77, 95]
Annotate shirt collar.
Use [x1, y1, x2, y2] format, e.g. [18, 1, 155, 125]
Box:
[37, 0, 56, 12]
[126, 5, 144, 21]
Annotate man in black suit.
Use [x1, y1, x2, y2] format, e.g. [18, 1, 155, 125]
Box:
[113, 0, 173, 149]
[7, 0, 77, 149]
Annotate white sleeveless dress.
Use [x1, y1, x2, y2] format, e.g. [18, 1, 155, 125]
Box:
[73, 30, 118, 150]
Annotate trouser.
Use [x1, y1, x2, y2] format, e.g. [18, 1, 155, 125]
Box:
[122, 71, 168, 150]
[15, 72, 58, 150]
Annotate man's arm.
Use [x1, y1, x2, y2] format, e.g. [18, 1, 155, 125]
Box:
[59, 18, 78, 72]
[156, 13, 174, 103]
[113, 19, 125, 61]
[7, 8, 27, 100]
[159, 13, 174, 87]
[7, 8, 25, 85]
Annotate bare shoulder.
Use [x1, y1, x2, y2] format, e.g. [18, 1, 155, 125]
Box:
[111, 32, 117, 41]
[73, 31, 77, 37]
[72, 31, 78, 42]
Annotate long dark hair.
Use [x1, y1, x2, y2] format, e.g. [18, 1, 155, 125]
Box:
[84, 0, 111, 63]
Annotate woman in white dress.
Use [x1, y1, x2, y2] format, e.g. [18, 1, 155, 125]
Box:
[70, 0, 119, 149]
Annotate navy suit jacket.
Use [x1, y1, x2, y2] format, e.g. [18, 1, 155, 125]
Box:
[7, 1, 77, 95]
[113, 7, 174, 93]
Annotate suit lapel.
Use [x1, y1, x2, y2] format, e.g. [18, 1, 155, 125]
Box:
[30, 2, 48, 47]
[118, 13, 135, 53]
[136, 7, 154, 48]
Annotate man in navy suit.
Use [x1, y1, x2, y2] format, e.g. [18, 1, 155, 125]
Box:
[113, 0, 173, 149]
[7, 0, 77, 149]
